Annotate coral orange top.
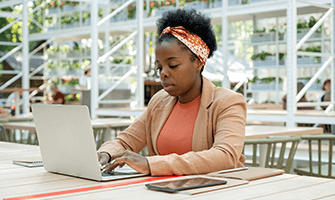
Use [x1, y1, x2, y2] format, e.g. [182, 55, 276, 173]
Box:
[157, 95, 201, 155]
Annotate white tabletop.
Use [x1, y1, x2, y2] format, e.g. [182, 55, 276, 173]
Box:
[245, 125, 323, 139]
[2, 118, 134, 131]
[1, 142, 335, 199]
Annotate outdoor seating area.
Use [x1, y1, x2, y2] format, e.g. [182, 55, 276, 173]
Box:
[1, 0, 335, 199]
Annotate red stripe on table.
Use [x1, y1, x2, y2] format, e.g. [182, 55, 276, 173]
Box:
[4, 176, 178, 200]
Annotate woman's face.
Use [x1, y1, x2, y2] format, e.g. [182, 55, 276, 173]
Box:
[155, 40, 203, 103]
[324, 82, 331, 92]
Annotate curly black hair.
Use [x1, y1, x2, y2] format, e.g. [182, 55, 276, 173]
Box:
[156, 9, 217, 59]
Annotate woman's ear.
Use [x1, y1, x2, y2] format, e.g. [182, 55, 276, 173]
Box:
[196, 59, 204, 73]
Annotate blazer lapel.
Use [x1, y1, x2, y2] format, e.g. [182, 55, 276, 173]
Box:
[192, 77, 214, 151]
[151, 95, 177, 155]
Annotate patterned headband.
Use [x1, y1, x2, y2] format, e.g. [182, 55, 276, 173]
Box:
[160, 26, 210, 65]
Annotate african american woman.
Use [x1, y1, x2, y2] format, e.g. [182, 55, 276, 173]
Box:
[98, 9, 247, 176]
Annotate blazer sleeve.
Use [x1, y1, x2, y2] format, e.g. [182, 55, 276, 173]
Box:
[97, 109, 148, 157]
[146, 93, 247, 175]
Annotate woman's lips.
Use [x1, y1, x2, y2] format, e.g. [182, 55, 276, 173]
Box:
[163, 83, 173, 89]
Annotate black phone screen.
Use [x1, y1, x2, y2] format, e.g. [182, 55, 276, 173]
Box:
[145, 177, 227, 193]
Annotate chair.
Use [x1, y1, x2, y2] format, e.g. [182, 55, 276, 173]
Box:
[294, 135, 335, 179]
[243, 136, 301, 173]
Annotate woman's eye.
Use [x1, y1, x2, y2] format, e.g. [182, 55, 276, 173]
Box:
[169, 65, 178, 68]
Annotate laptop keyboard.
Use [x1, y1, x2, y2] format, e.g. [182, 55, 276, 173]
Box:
[101, 171, 115, 177]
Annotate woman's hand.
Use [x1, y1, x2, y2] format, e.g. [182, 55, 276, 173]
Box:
[101, 150, 150, 175]
[97, 152, 110, 165]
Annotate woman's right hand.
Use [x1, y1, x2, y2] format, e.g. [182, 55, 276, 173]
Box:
[97, 152, 110, 165]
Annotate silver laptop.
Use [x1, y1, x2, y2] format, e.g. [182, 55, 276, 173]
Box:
[32, 104, 146, 181]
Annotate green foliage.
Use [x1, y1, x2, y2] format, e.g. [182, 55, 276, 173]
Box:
[47, 63, 57, 70]
[301, 45, 322, 62]
[65, 93, 80, 102]
[46, 46, 60, 54]
[251, 51, 273, 60]
[60, 45, 70, 53]
[254, 28, 266, 33]
[61, 13, 79, 25]
[308, 16, 317, 28]
[242, 0, 249, 4]
[298, 77, 321, 83]
[248, 76, 283, 84]
[71, 62, 81, 70]
[0, 62, 3, 77]
[279, 53, 285, 60]
[212, 81, 222, 87]
[125, 56, 134, 64]
[112, 57, 124, 64]
[297, 20, 309, 29]
[73, 45, 81, 51]
[62, 77, 79, 86]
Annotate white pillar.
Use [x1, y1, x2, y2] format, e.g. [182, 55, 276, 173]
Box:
[22, 0, 29, 116]
[332, 0, 335, 111]
[221, 0, 229, 88]
[90, 0, 99, 118]
[275, 17, 279, 105]
[105, 2, 110, 75]
[136, 0, 144, 108]
[286, 0, 297, 127]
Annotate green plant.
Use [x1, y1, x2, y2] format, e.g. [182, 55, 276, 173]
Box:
[242, 0, 249, 4]
[62, 77, 79, 86]
[46, 46, 60, 55]
[65, 93, 80, 102]
[60, 45, 70, 53]
[47, 63, 57, 70]
[259, 52, 273, 60]
[251, 51, 274, 61]
[260, 77, 283, 84]
[248, 76, 258, 84]
[269, 27, 276, 32]
[125, 56, 134, 64]
[113, 56, 124, 64]
[128, 3, 136, 19]
[60, 62, 70, 69]
[279, 53, 285, 60]
[69, 62, 81, 70]
[298, 77, 321, 83]
[297, 20, 308, 29]
[254, 28, 266, 33]
[82, 59, 91, 68]
[308, 16, 317, 28]
[212, 81, 221, 87]
[248, 76, 283, 84]
[0, 62, 3, 78]
[72, 45, 81, 51]
[305, 46, 321, 62]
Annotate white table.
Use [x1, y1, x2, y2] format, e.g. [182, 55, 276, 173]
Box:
[245, 125, 323, 139]
[1, 142, 335, 200]
[1, 118, 133, 147]
[245, 125, 323, 167]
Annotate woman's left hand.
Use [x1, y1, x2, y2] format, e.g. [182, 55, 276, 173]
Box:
[102, 150, 150, 175]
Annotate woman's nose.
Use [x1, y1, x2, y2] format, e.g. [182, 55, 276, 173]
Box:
[160, 67, 169, 78]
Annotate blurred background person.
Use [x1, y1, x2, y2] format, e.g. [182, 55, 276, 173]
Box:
[79, 68, 91, 90]
[6, 89, 23, 115]
[44, 84, 65, 105]
[282, 82, 314, 110]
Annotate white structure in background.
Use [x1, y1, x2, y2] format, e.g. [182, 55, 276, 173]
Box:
[204, 49, 253, 84]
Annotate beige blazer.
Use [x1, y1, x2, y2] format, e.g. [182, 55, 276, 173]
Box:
[98, 77, 246, 175]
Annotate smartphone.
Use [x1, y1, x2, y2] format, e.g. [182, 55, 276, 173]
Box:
[145, 177, 227, 193]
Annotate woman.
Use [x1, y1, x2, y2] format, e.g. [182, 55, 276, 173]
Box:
[321, 79, 331, 110]
[98, 9, 246, 176]
[320, 79, 331, 132]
